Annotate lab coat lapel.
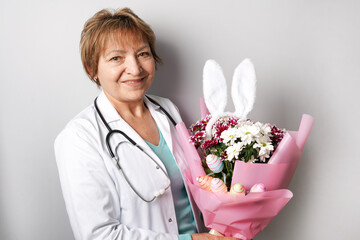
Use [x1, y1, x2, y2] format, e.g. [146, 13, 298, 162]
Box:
[144, 97, 174, 155]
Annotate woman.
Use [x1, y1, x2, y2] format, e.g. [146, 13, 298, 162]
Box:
[55, 8, 238, 240]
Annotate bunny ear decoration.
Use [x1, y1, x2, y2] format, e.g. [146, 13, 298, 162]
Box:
[203, 59, 227, 116]
[231, 58, 256, 119]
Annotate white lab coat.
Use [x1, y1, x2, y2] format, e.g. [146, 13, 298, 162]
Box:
[55, 91, 205, 240]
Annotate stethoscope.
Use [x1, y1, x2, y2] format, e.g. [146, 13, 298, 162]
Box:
[94, 96, 177, 202]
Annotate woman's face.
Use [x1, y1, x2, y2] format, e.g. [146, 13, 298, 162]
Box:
[96, 35, 156, 105]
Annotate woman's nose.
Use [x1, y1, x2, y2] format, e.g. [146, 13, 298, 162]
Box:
[125, 56, 142, 75]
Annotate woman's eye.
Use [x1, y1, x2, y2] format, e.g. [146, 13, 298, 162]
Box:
[138, 52, 151, 58]
[110, 56, 121, 61]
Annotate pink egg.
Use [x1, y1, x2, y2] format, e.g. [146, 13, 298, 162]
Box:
[206, 154, 224, 173]
[250, 183, 266, 192]
[196, 176, 213, 191]
[230, 183, 246, 195]
[210, 178, 227, 193]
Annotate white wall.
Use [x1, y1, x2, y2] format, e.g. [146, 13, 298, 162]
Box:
[1, 0, 359, 239]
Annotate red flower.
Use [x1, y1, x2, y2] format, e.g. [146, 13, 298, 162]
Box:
[201, 138, 218, 151]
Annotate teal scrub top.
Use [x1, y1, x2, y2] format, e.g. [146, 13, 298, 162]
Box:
[146, 129, 196, 240]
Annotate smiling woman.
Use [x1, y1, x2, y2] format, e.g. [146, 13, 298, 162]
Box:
[80, 8, 162, 86]
[96, 39, 156, 114]
[54, 7, 239, 240]
[97, 40, 160, 144]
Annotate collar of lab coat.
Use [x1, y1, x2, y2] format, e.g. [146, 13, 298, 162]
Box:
[95, 90, 174, 164]
[96, 91, 161, 124]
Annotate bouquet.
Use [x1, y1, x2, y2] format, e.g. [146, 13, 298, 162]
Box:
[176, 59, 314, 239]
[190, 114, 286, 190]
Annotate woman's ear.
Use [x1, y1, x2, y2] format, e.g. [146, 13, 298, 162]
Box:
[86, 65, 95, 79]
[86, 65, 100, 85]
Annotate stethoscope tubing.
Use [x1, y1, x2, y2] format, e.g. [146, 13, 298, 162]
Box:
[94, 96, 176, 157]
[113, 142, 171, 202]
[146, 96, 177, 126]
[93, 96, 176, 202]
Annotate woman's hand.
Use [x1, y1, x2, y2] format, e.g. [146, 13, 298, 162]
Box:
[191, 233, 241, 240]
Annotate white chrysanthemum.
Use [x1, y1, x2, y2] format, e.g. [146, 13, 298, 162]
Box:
[256, 122, 272, 135]
[256, 134, 271, 145]
[220, 128, 240, 146]
[238, 124, 261, 145]
[254, 141, 274, 162]
[226, 142, 244, 161]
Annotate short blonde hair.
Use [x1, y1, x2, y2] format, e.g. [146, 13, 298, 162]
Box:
[80, 8, 162, 86]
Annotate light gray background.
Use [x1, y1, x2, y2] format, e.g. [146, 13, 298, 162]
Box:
[1, 0, 359, 239]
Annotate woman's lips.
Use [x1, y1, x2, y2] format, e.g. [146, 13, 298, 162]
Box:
[122, 77, 145, 86]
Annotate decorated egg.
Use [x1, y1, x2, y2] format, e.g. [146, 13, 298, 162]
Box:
[250, 183, 266, 193]
[206, 154, 224, 173]
[210, 178, 227, 193]
[196, 176, 213, 191]
[230, 183, 246, 195]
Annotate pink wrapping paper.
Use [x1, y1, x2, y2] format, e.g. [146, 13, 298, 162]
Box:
[230, 131, 301, 191]
[176, 122, 206, 184]
[186, 176, 293, 239]
[175, 98, 314, 239]
[231, 115, 314, 191]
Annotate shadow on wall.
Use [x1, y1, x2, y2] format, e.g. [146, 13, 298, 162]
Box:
[148, 38, 182, 103]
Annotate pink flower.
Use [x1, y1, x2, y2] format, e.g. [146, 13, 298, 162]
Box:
[191, 122, 204, 132]
[190, 131, 206, 148]
[201, 138, 218, 151]
[214, 124, 229, 139]
[226, 117, 239, 127]
[220, 151, 228, 161]
[270, 125, 285, 145]
[190, 115, 212, 132]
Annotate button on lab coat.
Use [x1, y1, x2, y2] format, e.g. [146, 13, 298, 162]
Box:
[55, 91, 204, 240]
